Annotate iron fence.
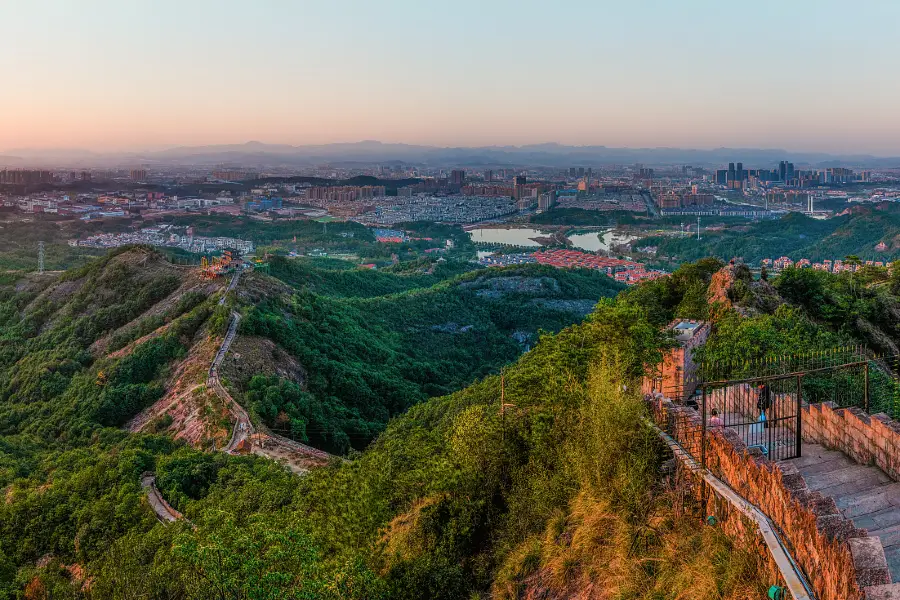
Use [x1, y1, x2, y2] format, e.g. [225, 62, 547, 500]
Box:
[647, 347, 900, 467]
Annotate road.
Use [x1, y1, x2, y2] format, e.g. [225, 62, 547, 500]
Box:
[642, 190, 660, 218]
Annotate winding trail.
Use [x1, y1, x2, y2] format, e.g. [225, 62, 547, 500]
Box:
[144, 269, 332, 518]
[141, 473, 184, 524]
[210, 309, 332, 468]
[219, 269, 242, 305]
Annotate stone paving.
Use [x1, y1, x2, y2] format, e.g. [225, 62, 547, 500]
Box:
[786, 443, 900, 581]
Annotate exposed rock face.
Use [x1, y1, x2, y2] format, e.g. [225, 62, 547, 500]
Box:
[707, 266, 735, 310]
[460, 275, 562, 298]
[528, 298, 597, 317]
[126, 335, 232, 448]
[220, 335, 306, 388]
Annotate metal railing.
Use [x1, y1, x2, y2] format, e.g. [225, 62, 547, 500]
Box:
[648, 347, 900, 466]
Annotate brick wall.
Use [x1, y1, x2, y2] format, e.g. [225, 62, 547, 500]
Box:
[647, 395, 898, 600]
[803, 402, 900, 482]
[642, 320, 710, 401]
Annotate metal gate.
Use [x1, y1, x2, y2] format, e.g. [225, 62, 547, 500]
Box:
[699, 353, 877, 463]
[650, 347, 900, 468]
[701, 374, 802, 462]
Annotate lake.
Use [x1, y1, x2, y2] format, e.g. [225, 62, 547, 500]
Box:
[567, 230, 638, 252]
[469, 227, 639, 253]
[468, 227, 551, 247]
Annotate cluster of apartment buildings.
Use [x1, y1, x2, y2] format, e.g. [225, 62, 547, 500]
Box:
[762, 255, 892, 273]
[356, 195, 519, 226]
[72, 225, 254, 255]
[715, 161, 870, 191]
[656, 187, 716, 209]
[554, 191, 648, 212]
[0, 169, 54, 185]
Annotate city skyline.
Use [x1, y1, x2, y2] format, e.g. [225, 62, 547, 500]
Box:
[3, 0, 900, 154]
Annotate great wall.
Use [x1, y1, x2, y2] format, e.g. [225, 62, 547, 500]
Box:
[646, 316, 900, 599]
[144, 268, 331, 523]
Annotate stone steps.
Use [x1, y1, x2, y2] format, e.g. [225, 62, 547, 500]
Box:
[869, 521, 900, 549]
[786, 443, 900, 582]
[884, 546, 900, 581]
[817, 471, 894, 499]
[805, 464, 891, 492]
[841, 483, 900, 519]
[853, 506, 900, 532]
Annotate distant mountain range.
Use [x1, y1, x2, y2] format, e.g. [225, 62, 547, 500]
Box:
[3, 141, 900, 169]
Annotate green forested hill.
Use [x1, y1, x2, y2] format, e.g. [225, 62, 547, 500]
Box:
[235, 259, 624, 453]
[0, 262, 769, 599]
[645, 204, 900, 264]
[11, 249, 898, 598]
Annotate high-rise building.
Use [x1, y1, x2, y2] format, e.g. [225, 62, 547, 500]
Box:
[727, 163, 736, 183]
[538, 190, 557, 210]
[0, 169, 54, 185]
[577, 167, 585, 178]
[450, 170, 466, 186]
[513, 175, 528, 202]
[569, 167, 577, 178]
[484, 169, 493, 182]
[716, 170, 728, 185]
[130, 169, 148, 182]
[736, 162, 744, 181]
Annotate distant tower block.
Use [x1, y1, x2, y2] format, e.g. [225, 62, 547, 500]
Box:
[38, 241, 45, 274]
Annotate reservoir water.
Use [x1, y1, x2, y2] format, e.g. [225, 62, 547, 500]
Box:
[468, 227, 551, 247]
[469, 227, 638, 253]
[567, 230, 638, 252]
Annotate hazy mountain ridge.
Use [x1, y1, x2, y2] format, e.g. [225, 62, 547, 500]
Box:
[3, 141, 900, 169]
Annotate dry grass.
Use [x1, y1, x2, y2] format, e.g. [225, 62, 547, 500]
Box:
[376, 494, 448, 573]
[493, 491, 768, 600]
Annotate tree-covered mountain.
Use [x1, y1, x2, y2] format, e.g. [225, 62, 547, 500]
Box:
[4, 245, 900, 597]
[0, 254, 773, 599]
[643, 203, 900, 265]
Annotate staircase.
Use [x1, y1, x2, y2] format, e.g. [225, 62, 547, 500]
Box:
[786, 443, 900, 580]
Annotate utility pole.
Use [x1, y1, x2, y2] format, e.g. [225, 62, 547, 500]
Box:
[38, 241, 45, 275]
[696, 216, 701, 241]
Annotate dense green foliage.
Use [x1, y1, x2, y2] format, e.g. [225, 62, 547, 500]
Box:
[267, 255, 472, 298]
[0, 218, 122, 271]
[644, 204, 900, 265]
[4, 280, 763, 599]
[8, 241, 900, 598]
[163, 214, 477, 264]
[241, 261, 624, 452]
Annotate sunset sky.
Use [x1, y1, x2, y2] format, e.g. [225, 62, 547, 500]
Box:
[3, 0, 900, 154]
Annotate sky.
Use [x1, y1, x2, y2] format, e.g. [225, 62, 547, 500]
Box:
[2, 0, 900, 154]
